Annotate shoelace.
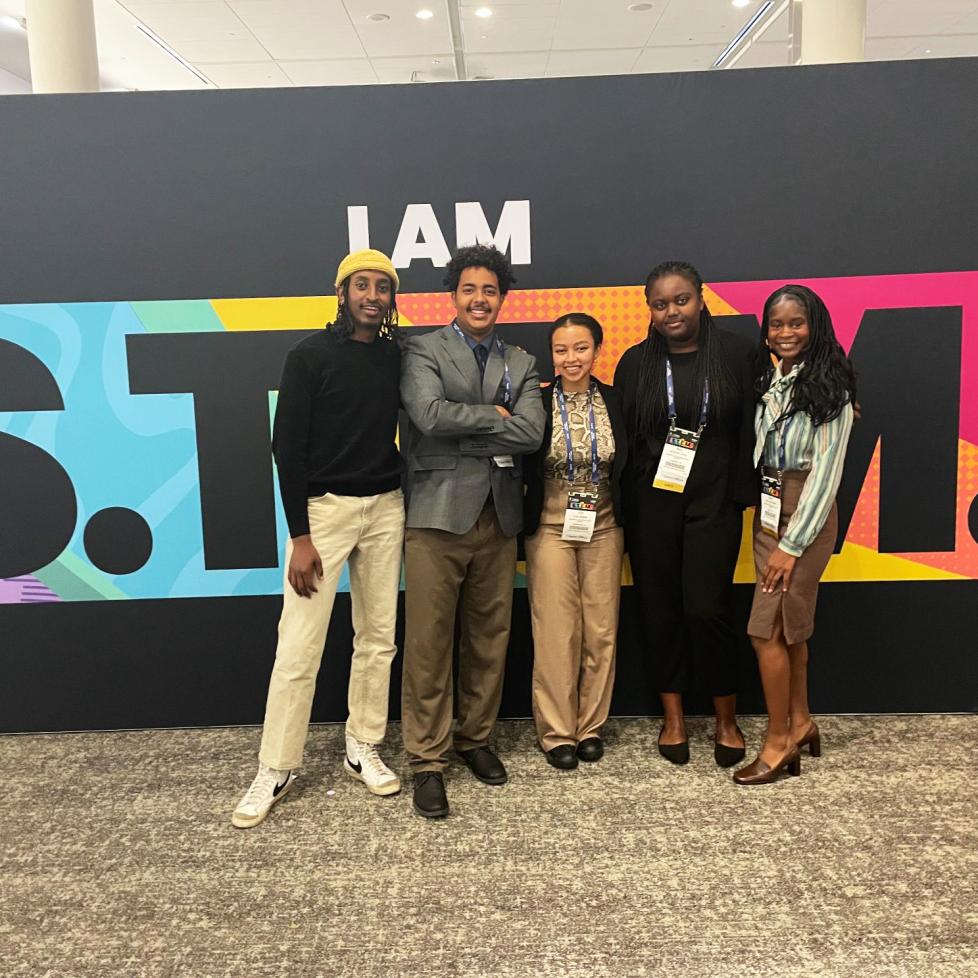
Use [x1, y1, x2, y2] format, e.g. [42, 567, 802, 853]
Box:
[359, 745, 392, 779]
[241, 767, 281, 806]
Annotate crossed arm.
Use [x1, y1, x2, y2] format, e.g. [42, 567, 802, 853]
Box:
[400, 341, 546, 455]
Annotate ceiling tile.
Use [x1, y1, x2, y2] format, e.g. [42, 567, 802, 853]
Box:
[461, 8, 556, 53]
[345, 0, 453, 58]
[545, 48, 641, 77]
[279, 58, 376, 85]
[200, 60, 294, 87]
[372, 55, 460, 84]
[551, 0, 664, 51]
[650, 0, 756, 46]
[123, 1, 246, 40]
[176, 35, 271, 61]
[230, 0, 365, 60]
[465, 50, 550, 78]
[632, 43, 719, 73]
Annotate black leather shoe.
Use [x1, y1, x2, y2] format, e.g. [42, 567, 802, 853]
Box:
[413, 772, 449, 818]
[657, 728, 690, 765]
[714, 725, 747, 768]
[576, 737, 604, 762]
[545, 744, 578, 770]
[457, 746, 508, 785]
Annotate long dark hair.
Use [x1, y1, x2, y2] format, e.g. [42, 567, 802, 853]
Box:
[327, 276, 400, 344]
[634, 260, 736, 437]
[757, 284, 856, 425]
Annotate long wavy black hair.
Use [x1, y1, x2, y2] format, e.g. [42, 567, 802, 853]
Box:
[757, 284, 856, 425]
[327, 275, 400, 344]
[634, 260, 737, 438]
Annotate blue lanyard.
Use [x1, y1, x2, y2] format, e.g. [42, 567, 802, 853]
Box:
[555, 379, 600, 485]
[665, 359, 709, 431]
[451, 320, 512, 409]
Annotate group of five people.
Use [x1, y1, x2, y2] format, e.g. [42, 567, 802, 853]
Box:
[231, 243, 855, 827]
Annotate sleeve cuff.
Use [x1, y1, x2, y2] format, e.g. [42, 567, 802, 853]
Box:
[778, 539, 804, 558]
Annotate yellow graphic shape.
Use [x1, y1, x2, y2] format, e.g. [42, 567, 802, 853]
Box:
[733, 511, 967, 583]
[211, 296, 415, 331]
[821, 542, 966, 582]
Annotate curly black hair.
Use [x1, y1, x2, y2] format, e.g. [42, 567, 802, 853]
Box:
[633, 260, 737, 440]
[327, 274, 400, 344]
[443, 243, 517, 295]
[756, 284, 856, 426]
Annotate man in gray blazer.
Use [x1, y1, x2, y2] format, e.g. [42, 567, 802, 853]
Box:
[400, 244, 546, 818]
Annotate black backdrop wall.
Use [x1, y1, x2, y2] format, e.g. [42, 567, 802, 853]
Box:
[1, 58, 977, 732]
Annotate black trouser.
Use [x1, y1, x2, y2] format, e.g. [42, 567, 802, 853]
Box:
[625, 480, 743, 696]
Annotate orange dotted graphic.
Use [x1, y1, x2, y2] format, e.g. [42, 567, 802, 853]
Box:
[399, 284, 746, 382]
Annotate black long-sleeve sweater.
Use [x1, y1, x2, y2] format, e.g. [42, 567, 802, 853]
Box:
[272, 329, 403, 538]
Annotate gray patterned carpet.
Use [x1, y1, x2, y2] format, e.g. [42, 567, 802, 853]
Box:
[2, 715, 977, 978]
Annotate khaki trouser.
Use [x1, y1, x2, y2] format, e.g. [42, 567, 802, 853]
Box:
[525, 479, 624, 751]
[402, 500, 517, 772]
[259, 489, 405, 771]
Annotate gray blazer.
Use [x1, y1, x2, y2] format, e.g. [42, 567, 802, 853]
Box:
[400, 325, 546, 536]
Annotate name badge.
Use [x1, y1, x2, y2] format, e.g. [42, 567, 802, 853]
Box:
[492, 455, 515, 468]
[561, 489, 598, 542]
[760, 470, 783, 537]
[652, 425, 701, 493]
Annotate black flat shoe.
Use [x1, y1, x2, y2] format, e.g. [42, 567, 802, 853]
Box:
[714, 725, 747, 768]
[545, 744, 578, 770]
[457, 746, 508, 785]
[413, 771, 449, 818]
[576, 737, 604, 762]
[657, 728, 690, 765]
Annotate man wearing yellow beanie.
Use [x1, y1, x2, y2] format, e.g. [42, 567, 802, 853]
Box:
[232, 249, 406, 828]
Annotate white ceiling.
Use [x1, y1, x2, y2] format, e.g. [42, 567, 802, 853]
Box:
[0, 0, 976, 93]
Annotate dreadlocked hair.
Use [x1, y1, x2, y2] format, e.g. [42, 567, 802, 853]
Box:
[327, 277, 400, 344]
[634, 260, 737, 439]
[756, 284, 856, 426]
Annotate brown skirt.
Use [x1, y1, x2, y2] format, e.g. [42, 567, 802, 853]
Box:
[747, 470, 837, 645]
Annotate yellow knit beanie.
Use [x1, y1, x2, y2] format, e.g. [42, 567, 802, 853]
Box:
[334, 249, 399, 291]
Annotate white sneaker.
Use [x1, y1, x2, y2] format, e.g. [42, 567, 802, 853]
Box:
[231, 763, 297, 829]
[344, 734, 401, 796]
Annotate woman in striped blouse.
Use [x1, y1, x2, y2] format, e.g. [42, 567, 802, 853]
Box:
[734, 284, 856, 786]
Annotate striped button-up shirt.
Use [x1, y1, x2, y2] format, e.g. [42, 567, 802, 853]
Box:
[754, 363, 853, 558]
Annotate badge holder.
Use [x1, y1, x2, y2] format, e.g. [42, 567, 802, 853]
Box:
[759, 417, 792, 537]
[652, 360, 709, 494]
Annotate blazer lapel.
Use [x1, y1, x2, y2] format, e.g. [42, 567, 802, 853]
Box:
[443, 326, 482, 398]
[482, 341, 505, 405]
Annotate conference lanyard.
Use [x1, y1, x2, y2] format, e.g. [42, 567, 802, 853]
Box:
[653, 359, 710, 494]
[554, 378, 601, 543]
[451, 320, 512, 410]
[760, 415, 793, 537]
[554, 378, 600, 485]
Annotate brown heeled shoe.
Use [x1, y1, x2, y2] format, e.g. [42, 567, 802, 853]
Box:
[732, 745, 802, 785]
[795, 721, 821, 757]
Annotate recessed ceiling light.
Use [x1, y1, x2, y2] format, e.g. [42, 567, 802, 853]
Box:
[924, 48, 932, 53]
[732, 0, 751, 8]
[366, 13, 390, 22]
[416, 8, 434, 19]
[628, 3, 654, 10]
[475, 6, 493, 18]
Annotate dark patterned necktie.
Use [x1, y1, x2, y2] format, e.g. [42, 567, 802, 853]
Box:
[474, 343, 489, 378]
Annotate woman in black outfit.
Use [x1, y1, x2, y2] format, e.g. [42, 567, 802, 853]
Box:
[615, 261, 757, 767]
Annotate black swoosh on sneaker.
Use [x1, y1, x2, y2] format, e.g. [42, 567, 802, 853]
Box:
[272, 773, 291, 797]
[347, 757, 362, 774]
